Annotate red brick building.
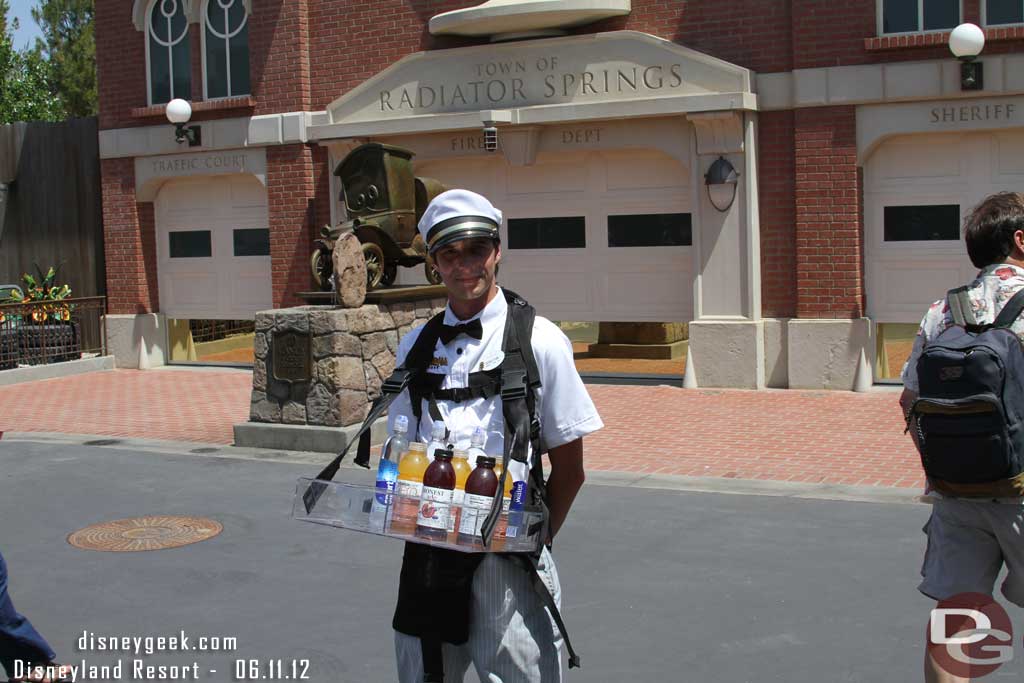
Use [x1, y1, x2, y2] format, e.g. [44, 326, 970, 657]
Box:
[95, 0, 1024, 388]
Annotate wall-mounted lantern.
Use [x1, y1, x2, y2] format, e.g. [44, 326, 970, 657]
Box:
[704, 156, 739, 212]
[949, 23, 985, 91]
[166, 98, 202, 147]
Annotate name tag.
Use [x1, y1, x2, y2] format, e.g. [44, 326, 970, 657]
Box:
[478, 349, 504, 372]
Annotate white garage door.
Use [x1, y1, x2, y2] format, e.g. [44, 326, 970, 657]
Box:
[405, 149, 693, 322]
[865, 131, 1024, 323]
[155, 175, 272, 320]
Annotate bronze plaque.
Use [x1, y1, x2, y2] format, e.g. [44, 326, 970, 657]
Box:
[272, 330, 311, 383]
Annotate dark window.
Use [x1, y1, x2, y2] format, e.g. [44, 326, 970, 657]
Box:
[883, 0, 919, 32]
[233, 228, 270, 256]
[508, 217, 586, 249]
[883, 205, 961, 241]
[169, 230, 212, 257]
[882, 0, 959, 32]
[608, 213, 692, 247]
[987, 0, 1023, 24]
[923, 0, 959, 29]
[148, 0, 191, 104]
[205, 0, 250, 98]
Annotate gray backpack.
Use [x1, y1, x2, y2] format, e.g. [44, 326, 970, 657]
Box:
[909, 287, 1024, 494]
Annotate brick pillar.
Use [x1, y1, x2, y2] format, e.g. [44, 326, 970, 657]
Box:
[312, 145, 332, 231]
[267, 144, 316, 309]
[249, 0, 311, 115]
[793, 106, 864, 319]
[189, 28, 203, 101]
[101, 158, 160, 314]
[758, 110, 797, 318]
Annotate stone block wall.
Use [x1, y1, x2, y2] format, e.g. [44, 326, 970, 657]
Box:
[250, 299, 447, 428]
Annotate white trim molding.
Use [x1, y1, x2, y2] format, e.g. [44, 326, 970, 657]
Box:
[755, 54, 1024, 110]
[99, 112, 311, 159]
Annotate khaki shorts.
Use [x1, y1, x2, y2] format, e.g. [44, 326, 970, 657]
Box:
[919, 498, 1024, 606]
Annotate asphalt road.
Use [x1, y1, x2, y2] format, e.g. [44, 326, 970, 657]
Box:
[1, 437, 1018, 683]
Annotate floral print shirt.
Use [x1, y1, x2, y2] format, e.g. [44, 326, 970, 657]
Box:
[902, 263, 1024, 393]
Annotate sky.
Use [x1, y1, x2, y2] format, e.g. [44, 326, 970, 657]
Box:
[6, 0, 43, 50]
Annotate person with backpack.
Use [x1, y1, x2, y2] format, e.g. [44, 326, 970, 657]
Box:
[901, 191, 1024, 683]
[383, 189, 603, 682]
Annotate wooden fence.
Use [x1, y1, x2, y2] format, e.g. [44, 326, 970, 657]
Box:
[0, 118, 104, 299]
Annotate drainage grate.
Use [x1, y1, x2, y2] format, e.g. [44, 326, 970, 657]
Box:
[189, 447, 220, 454]
[83, 439, 122, 446]
[67, 515, 223, 552]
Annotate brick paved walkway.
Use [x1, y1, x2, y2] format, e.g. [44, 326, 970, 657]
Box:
[0, 369, 922, 490]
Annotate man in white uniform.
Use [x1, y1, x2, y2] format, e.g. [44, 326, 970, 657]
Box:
[387, 189, 604, 682]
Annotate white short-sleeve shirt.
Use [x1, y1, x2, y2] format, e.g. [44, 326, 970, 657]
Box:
[385, 288, 604, 465]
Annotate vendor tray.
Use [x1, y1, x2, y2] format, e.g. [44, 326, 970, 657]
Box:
[292, 477, 544, 554]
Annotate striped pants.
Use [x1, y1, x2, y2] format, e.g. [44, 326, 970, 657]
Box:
[395, 546, 563, 683]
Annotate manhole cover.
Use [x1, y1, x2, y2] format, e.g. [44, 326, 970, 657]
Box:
[67, 516, 223, 552]
[83, 439, 122, 446]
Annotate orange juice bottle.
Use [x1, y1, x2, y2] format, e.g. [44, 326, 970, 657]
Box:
[447, 448, 473, 537]
[393, 442, 429, 534]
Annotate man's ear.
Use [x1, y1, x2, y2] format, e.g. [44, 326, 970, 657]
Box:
[494, 242, 502, 265]
[1016, 229, 1024, 256]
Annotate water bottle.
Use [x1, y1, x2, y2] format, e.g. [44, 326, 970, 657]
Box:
[468, 427, 487, 461]
[426, 421, 448, 460]
[376, 415, 408, 505]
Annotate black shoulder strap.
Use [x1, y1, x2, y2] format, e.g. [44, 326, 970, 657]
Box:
[947, 286, 976, 327]
[502, 288, 541, 391]
[993, 289, 1024, 330]
[405, 312, 446, 428]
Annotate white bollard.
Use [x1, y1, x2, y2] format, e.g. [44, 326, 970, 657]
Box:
[683, 347, 698, 389]
[853, 348, 872, 393]
[137, 335, 150, 370]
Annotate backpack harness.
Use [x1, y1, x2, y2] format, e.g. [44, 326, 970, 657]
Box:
[907, 286, 1024, 497]
[303, 289, 580, 680]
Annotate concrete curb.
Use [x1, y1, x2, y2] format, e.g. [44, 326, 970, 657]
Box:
[233, 418, 389, 454]
[2, 431, 926, 505]
[0, 355, 116, 386]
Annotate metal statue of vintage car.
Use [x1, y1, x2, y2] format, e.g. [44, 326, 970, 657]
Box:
[312, 143, 449, 290]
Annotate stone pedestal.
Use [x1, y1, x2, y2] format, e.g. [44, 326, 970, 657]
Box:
[235, 297, 447, 452]
[587, 322, 689, 360]
[687, 320, 765, 389]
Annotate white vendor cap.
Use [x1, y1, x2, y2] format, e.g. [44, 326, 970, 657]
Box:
[417, 189, 502, 253]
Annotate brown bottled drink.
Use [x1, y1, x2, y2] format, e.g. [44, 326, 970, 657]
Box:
[457, 457, 499, 548]
[416, 447, 455, 541]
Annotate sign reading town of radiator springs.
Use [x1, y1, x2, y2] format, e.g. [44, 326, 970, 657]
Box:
[10, 631, 312, 681]
[928, 593, 1017, 678]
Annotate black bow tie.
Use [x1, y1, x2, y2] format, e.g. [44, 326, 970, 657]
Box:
[439, 319, 483, 344]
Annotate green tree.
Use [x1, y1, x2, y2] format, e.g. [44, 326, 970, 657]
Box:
[0, 0, 9, 36]
[0, 1, 63, 123]
[31, 0, 95, 117]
